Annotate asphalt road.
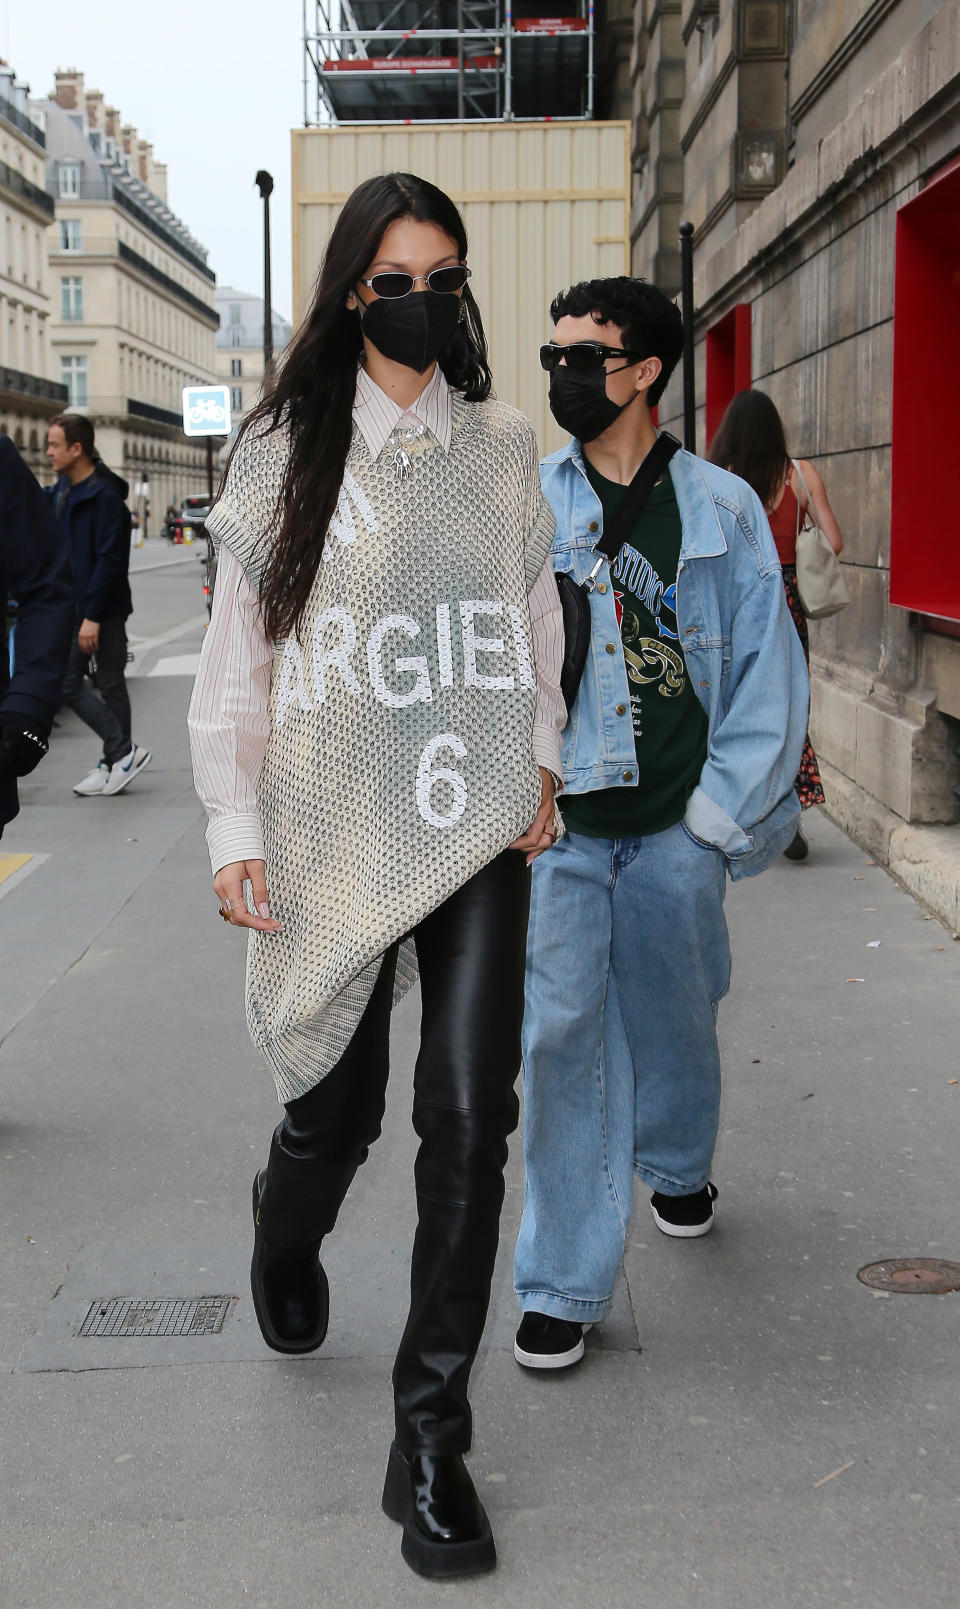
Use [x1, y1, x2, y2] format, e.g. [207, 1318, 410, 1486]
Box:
[1, 555, 958, 1608]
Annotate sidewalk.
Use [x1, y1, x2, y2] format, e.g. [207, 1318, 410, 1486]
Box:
[822, 760, 960, 937]
[1, 661, 958, 1607]
[129, 540, 205, 576]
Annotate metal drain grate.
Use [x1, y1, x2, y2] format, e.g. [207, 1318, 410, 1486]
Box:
[78, 1297, 234, 1338]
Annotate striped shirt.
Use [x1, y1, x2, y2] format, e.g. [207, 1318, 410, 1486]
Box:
[191, 366, 565, 874]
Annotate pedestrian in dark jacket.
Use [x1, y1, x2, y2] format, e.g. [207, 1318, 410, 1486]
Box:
[45, 414, 152, 797]
[0, 434, 74, 836]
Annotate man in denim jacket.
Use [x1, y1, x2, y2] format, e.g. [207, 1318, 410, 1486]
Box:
[514, 277, 808, 1372]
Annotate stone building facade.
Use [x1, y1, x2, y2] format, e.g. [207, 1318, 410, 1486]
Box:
[31, 70, 219, 522]
[0, 63, 68, 474]
[214, 287, 291, 426]
[616, 1, 960, 825]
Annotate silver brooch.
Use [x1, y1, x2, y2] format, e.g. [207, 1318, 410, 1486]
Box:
[387, 423, 426, 485]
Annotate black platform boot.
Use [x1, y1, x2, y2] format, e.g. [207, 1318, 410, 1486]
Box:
[382, 1103, 511, 1578]
[382, 1440, 495, 1579]
[250, 1124, 359, 1355]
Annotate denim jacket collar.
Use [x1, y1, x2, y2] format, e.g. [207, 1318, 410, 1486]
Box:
[545, 434, 729, 563]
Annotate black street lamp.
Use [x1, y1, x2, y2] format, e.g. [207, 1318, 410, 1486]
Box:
[255, 170, 274, 386]
[678, 221, 696, 453]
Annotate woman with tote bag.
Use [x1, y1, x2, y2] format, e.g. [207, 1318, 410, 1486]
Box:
[711, 389, 844, 860]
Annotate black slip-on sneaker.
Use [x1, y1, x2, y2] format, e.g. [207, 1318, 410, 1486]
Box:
[514, 1311, 591, 1370]
[782, 826, 810, 861]
[650, 1182, 719, 1238]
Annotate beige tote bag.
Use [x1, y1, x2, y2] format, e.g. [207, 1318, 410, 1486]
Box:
[793, 460, 849, 619]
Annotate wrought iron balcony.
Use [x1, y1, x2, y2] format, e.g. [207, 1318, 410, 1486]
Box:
[0, 93, 46, 148]
[0, 367, 69, 406]
[118, 243, 219, 327]
[127, 397, 187, 429]
[0, 161, 55, 218]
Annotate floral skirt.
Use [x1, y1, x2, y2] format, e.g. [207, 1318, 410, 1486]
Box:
[782, 565, 825, 810]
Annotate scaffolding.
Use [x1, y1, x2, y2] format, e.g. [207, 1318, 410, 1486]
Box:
[302, 1, 595, 125]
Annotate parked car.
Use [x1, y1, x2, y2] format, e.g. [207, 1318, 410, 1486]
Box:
[177, 495, 211, 545]
[163, 495, 211, 543]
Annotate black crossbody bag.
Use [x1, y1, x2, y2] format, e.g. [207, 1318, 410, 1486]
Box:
[556, 431, 681, 712]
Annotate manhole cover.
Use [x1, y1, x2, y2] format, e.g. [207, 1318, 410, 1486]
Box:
[77, 1297, 234, 1338]
[857, 1259, 960, 1294]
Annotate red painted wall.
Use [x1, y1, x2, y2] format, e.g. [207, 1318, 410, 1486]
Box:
[705, 303, 752, 452]
[890, 159, 960, 622]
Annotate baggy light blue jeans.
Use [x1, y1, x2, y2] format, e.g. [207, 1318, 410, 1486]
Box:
[514, 821, 731, 1323]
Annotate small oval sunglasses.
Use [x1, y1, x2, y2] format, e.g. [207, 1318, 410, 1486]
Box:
[358, 264, 472, 300]
[539, 341, 646, 373]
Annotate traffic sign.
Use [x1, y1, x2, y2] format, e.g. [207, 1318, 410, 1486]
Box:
[182, 385, 232, 438]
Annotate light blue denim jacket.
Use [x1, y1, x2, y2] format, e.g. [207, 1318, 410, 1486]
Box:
[541, 438, 810, 880]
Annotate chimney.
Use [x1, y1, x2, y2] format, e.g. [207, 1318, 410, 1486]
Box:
[105, 104, 122, 141]
[121, 122, 138, 158]
[53, 68, 85, 110]
[85, 87, 105, 129]
[137, 138, 156, 190]
[153, 160, 168, 203]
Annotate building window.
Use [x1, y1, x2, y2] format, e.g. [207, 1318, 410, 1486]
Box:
[230, 358, 242, 377]
[61, 355, 88, 408]
[61, 276, 84, 322]
[231, 386, 243, 412]
[58, 163, 81, 198]
[230, 331, 242, 347]
[60, 219, 82, 252]
[230, 304, 241, 324]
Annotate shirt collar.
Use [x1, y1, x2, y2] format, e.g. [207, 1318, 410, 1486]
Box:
[353, 363, 452, 459]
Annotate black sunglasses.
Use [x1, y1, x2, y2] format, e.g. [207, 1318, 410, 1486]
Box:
[358, 264, 472, 300]
[539, 342, 646, 373]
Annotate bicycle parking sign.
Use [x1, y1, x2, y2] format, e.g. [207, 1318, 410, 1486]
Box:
[182, 385, 232, 438]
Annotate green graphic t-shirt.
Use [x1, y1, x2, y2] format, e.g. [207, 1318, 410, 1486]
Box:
[560, 459, 709, 840]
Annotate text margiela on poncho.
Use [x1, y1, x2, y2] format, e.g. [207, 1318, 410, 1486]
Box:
[207, 394, 555, 1101]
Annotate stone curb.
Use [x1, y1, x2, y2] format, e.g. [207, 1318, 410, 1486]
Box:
[129, 547, 202, 575]
[820, 760, 960, 937]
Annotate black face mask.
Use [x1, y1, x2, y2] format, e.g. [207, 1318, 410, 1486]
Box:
[359, 291, 461, 373]
[548, 364, 639, 444]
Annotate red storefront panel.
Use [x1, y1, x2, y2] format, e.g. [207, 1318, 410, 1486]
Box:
[705, 303, 752, 452]
[889, 157, 960, 623]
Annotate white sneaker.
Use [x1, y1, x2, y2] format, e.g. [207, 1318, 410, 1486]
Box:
[101, 744, 152, 795]
[73, 760, 110, 796]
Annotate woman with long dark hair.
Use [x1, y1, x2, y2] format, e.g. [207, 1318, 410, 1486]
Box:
[710, 389, 843, 859]
[188, 172, 564, 1578]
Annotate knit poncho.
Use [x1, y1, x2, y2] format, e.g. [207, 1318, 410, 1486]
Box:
[207, 395, 555, 1101]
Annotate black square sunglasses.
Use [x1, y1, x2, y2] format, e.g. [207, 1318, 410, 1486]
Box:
[539, 342, 646, 373]
[358, 265, 472, 300]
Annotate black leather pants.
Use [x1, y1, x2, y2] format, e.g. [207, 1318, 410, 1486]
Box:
[260, 849, 531, 1456]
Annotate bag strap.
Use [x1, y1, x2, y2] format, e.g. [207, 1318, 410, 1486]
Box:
[792, 458, 815, 530]
[593, 431, 682, 564]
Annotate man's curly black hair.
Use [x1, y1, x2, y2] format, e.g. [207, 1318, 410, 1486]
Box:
[549, 276, 684, 408]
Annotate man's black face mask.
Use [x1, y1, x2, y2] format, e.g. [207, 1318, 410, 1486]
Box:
[547, 362, 641, 444]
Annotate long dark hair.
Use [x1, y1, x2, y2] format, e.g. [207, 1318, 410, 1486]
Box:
[241, 172, 493, 642]
[709, 389, 790, 512]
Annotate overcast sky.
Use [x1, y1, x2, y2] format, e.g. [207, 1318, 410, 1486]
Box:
[3, 0, 302, 320]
